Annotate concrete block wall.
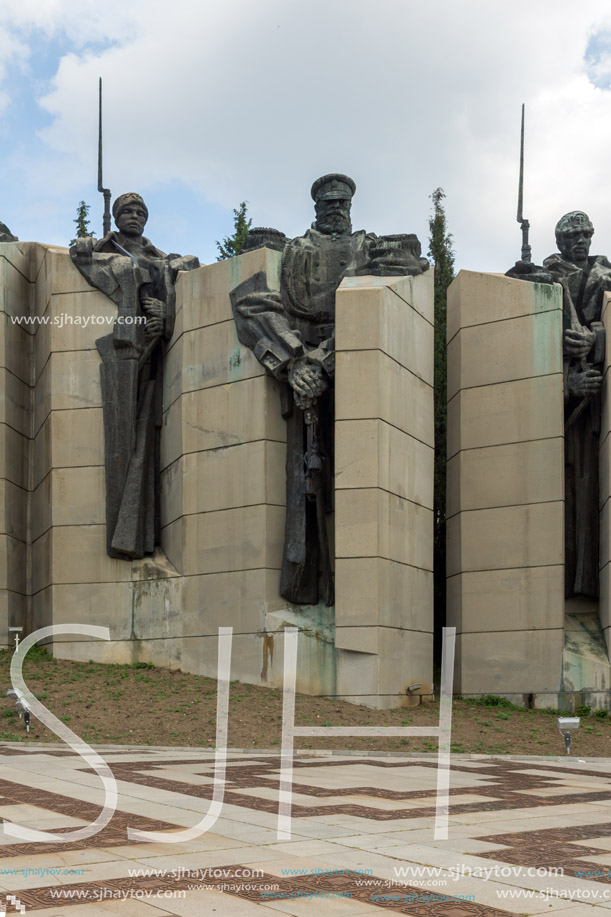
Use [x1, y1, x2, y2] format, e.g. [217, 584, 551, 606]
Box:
[334, 273, 434, 705]
[159, 247, 289, 684]
[1, 242, 435, 709]
[446, 271, 565, 695]
[28, 247, 133, 652]
[0, 243, 34, 647]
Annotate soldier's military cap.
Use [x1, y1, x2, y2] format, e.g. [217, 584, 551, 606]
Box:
[311, 174, 356, 202]
[555, 211, 594, 236]
[113, 192, 149, 222]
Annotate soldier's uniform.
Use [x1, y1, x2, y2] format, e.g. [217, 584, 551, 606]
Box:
[231, 175, 372, 605]
[231, 174, 427, 605]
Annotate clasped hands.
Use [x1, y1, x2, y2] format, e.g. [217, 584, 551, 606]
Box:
[288, 358, 328, 409]
[141, 297, 165, 341]
[565, 326, 601, 397]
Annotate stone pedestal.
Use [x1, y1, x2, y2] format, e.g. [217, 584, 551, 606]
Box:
[447, 270, 611, 707]
[0, 243, 33, 647]
[334, 273, 434, 705]
[446, 271, 566, 697]
[2, 241, 434, 709]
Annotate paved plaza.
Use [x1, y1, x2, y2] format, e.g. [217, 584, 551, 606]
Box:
[2, 748, 611, 915]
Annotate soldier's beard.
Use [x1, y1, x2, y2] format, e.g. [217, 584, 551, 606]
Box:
[316, 214, 351, 235]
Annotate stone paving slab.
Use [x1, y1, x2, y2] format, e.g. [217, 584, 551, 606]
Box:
[2, 748, 611, 915]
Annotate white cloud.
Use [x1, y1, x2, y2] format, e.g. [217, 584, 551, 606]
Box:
[3, 0, 611, 266]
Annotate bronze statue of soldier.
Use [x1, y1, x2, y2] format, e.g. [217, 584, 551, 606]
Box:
[231, 173, 428, 606]
[508, 211, 608, 599]
[71, 192, 199, 560]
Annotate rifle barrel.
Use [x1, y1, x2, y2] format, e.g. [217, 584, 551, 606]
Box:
[516, 103, 531, 263]
[517, 103, 525, 224]
[97, 77, 111, 236]
[98, 78, 103, 193]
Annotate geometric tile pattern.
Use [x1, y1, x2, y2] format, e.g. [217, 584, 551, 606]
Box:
[4, 749, 611, 915]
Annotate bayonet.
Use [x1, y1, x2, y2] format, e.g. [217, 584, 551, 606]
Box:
[98, 78, 112, 236]
[516, 103, 531, 263]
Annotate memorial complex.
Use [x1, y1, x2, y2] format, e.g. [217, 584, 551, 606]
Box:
[1, 171, 611, 711]
[0, 174, 435, 709]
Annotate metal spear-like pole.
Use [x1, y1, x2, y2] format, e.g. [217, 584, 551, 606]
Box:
[98, 77, 111, 236]
[517, 103, 531, 264]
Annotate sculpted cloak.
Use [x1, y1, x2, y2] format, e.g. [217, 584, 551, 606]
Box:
[543, 252, 611, 598]
[231, 228, 375, 605]
[71, 232, 198, 559]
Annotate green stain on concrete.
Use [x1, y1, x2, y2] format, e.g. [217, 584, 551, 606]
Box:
[268, 251, 282, 291]
[266, 603, 338, 697]
[228, 256, 243, 291]
[563, 609, 611, 696]
[228, 348, 242, 380]
[532, 281, 560, 311]
[228, 249, 283, 293]
[531, 284, 562, 377]
[295, 603, 338, 698]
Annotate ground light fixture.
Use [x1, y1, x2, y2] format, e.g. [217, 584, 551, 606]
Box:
[6, 688, 30, 732]
[557, 716, 580, 755]
[8, 626, 23, 650]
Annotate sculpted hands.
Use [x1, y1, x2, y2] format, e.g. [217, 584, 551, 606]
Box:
[289, 359, 328, 409]
[141, 297, 165, 341]
[568, 367, 602, 398]
[506, 261, 554, 284]
[71, 237, 94, 258]
[565, 327, 596, 358]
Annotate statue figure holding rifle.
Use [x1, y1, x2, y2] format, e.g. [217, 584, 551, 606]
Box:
[69, 80, 199, 561]
[71, 193, 199, 559]
[231, 173, 428, 606]
[506, 111, 607, 598]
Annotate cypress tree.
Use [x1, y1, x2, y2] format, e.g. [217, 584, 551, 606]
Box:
[70, 200, 91, 246]
[216, 202, 252, 260]
[428, 188, 455, 663]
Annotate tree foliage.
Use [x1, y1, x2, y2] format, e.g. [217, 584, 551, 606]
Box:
[428, 188, 455, 656]
[216, 201, 252, 260]
[70, 200, 91, 246]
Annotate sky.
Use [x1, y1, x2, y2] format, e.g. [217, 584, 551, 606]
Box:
[2, 0, 611, 271]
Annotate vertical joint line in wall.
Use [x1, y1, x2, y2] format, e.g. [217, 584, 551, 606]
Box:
[25, 262, 36, 634]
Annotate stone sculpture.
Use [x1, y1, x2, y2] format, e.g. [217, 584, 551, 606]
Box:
[0, 222, 17, 242]
[70, 192, 199, 560]
[241, 227, 287, 254]
[507, 211, 608, 598]
[231, 173, 428, 606]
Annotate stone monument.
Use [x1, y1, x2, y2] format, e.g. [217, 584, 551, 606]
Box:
[0, 177, 435, 709]
[231, 174, 428, 607]
[447, 211, 611, 708]
[507, 212, 607, 599]
[70, 193, 199, 559]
